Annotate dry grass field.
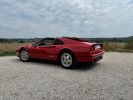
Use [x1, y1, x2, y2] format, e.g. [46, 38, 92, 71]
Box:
[0, 43, 23, 52]
[0, 43, 30, 56]
[104, 42, 125, 51]
[104, 42, 133, 52]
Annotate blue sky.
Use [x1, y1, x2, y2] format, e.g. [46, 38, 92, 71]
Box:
[0, 0, 133, 38]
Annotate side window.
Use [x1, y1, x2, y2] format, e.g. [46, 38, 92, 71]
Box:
[53, 39, 64, 45]
[38, 39, 55, 46]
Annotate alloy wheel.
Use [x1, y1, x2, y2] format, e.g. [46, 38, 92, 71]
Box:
[20, 50, 29, 61]
[61, 53, 73, 68]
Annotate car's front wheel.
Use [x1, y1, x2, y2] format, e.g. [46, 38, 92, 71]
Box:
[20, 50, 29, 62]
[60, 52, 77, 69]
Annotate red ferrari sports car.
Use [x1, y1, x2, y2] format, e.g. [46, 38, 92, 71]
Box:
[16, 37, 104, 68]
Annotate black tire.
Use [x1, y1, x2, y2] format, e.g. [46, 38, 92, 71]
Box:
[60, 52, 77, 69]
[19, 50, 29, 62]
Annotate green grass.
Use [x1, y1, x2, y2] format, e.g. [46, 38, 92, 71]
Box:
[0, 52, 16, 56]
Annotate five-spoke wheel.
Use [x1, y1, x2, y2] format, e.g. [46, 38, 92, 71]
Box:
[60, 52, 77, 69]
[20, 50, 29, 62]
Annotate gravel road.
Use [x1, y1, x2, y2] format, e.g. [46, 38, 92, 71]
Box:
[0, 52, 133, 100]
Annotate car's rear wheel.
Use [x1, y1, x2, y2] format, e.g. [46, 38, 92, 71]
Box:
[60, 52, 77, 69]
[20, 50, 29, 62]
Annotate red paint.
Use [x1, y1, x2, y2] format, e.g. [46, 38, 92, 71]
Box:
[16, 37, 104, 63]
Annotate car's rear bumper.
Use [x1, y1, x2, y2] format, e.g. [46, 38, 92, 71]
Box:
[76, 51, 104, 63]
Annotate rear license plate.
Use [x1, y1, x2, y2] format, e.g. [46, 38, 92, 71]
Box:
[95, 45, 101, 49]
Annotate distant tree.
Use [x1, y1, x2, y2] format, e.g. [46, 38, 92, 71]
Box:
[0, 38, 10, 43]
[111, 38, 117, 42]
[18, 40, 25, 43]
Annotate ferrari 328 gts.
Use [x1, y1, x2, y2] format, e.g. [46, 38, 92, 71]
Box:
[16, 37, 104, 68]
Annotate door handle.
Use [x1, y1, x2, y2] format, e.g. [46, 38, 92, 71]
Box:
[47, 46, 56, 48]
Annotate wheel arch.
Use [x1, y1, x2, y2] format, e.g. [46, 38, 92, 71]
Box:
[19, 47, 27, 56]
[57, 48, 76, 61]
[20, 47, 27, 51]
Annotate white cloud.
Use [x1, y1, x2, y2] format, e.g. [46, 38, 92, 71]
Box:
[0, 0, 133, 38]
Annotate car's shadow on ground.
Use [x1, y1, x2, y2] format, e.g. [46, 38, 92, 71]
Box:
[13, 58, 98, 70]
[74, 63, 99, 70]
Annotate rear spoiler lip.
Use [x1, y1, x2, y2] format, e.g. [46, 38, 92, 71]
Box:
[82, 42, 103, 46]
[92, 43, 103, 46]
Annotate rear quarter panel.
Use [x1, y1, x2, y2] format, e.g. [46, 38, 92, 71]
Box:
[59, 44, 91, 57]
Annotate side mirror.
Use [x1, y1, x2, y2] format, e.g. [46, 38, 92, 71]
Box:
[32, 44, 37, 47]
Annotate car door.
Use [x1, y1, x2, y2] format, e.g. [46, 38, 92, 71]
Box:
[44, 39, 64, 60]
[34, 38, 55, 59]
[28, 39, 47, 59]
